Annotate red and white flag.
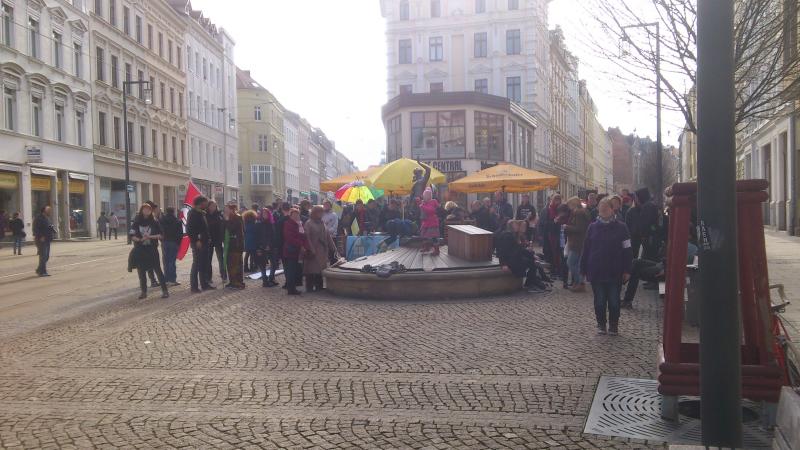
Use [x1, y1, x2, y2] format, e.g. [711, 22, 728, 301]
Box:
[177, 182, 202, 260]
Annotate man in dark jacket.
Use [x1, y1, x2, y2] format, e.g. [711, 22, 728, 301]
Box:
[33, 206, 55, 276]
[159, 207, 183, 286]
[515, 194, 536, 221]
[186, 196, 213, 292]
[379, 200, 402, 231]
[269, 202, 291, 287]
[626, 188, 661, 260]
[206, 201, 227, 281]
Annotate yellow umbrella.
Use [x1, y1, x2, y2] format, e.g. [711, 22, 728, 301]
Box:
[366, 158, 446, 195]
[320, 166, 383, 193]
[448, 163, 559, 193]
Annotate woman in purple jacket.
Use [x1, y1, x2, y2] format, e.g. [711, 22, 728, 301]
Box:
[580, 197, 633, 336]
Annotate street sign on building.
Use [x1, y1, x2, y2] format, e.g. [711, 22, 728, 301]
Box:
[26, 146, 43, 163]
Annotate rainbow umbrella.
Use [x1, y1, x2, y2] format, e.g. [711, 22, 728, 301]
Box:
[335, 181, 384, 204]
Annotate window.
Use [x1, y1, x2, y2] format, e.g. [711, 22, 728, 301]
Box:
[109, 0, 116, 26]
[169, 87, 175, 113]
[73, 43, 82, 77]
[506, 29, 521, 55]
[195, 51, 200, 73]
[258, 134, 268, 151]
[178, 92, 183, 117]
[187, 46, 192, 71]
[254, 105, 262, 120]
[137, 70, 144, 97]
[55, 104, 64, 142]
[123, 6, 130, 35]
[162, 133, 167, 160]
[31, 95, 41, 137]
[180, 139, 185, 165]
[3, 87, 15, 131]
[113, 116, 121, 149]
[431, 0, 441, 17]
[411, 111, 466, 159]
[124, 63, 131, 94]
[399, 84, 413, 95]
[202, 58, 207, 80]
[151, 129, 157, 158]
[475, 78, 488, 94]
[430, 82, 444, 93]
[168, 39, 173, 63]
[110, 54, 118, 88]
[238, 165, 242, 185]
[399, 39, 412, 64]
[157, 32, 163, 57]
[96, 47, 104, 80]
[52, 32, 63, 68]
[139, 125, 146, 154]
[126, 121, 133, 151]
[399, 0, 409, 20]
[506, 76, 521, 102]
[147, 24, 152, 49]
[135, 16, 142, 43]
[94, 0, 102, 15]
[429, 36, 443, 61]
[98, 111, 106, 146]
[508, 0, 519, 9]
[250, 165, 272, 185]
[171, 136, 177, 163]
[475, 0, 486, 13]
[176, 46, 181, 69]
[386, 116, 402, 161]
[474, 32, 487, 58]
[76, 110, 85, 146]
[28, 17, 39, 59]
[2, 4, 12, 47]
[475, 111, 504, 160]
[160, 82, 165, 109]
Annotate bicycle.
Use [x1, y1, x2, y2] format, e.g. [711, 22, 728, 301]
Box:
[770, 284, 800, 389]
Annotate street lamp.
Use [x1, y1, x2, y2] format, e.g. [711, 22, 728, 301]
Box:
[621, 22, 662, 204]
[122, 80, 152, 244]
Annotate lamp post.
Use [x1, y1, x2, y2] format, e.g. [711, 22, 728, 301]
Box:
[122, 80, 152, 244]
[621, 22, 662, 204]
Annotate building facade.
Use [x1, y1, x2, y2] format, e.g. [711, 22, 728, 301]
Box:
[1, 0, 95, 239]
[90, 0, 189, 228]
[283, 111, 300, 204]
[382, 91, 537, 205]
[236, 68, 285, 206]
[549, 26, 581, 197]
[579, 81, 612, 192]
[170, 1, 238, 205]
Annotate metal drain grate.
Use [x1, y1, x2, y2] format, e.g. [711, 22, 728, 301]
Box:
[584, 377, 773, 448]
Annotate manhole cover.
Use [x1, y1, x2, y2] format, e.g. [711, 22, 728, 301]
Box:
[583, 377, 773, 448]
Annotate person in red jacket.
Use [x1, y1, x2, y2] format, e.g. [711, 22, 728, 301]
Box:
[282, 208, 310, 296]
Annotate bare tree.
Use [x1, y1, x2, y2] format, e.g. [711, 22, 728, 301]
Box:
[572, 0, 799, 133]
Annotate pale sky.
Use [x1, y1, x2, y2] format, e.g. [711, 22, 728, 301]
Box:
[190, 0, 685, 171]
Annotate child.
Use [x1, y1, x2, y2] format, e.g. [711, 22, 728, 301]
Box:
[419, 188, 441, 255]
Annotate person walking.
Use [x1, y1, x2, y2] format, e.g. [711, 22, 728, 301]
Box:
[563, 197, 590, 293]
[33, 206, 55, 277]
[282, 208, 309, 296]
[159, 206, 183, 286]
[243, 209, 259, 277]
[144, 202, 162, 288]
[97, 212, 109, 240]
[270, 203, 291, 288]
[224, 202, 245, 289]
[580, 198, 633, 336]
[129, 203, 169, 299]
[303, 205, 337, 292]
[206, 201, 227, 282]
[10, 212, 25, 255]
[109, 212, 119, 239]
[256, 207, 276, 287]
[186, 195, 214, 293]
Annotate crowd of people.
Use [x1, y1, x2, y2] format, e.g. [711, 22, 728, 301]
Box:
[2, 182, 676, 335]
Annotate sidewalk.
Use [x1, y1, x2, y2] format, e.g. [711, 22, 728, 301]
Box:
[765, 230, 800, 328]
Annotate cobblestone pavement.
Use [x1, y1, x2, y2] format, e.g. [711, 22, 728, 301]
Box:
[0, 241, 668, 449]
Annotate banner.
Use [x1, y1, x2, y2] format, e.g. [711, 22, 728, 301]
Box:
[177, 182, 202, 261]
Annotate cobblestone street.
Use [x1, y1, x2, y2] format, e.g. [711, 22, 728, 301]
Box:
[0, 240, 667, 449]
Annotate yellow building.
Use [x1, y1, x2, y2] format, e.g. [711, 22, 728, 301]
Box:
[235, 68, 285, 206]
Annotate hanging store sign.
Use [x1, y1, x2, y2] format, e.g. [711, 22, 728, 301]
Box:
[26, 146, 43, 163]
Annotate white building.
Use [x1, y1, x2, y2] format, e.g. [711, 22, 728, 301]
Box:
[90, 0, 190, 228]
[0, 0, 96, 239]
[380, 0, 551, 153]
[170, 1, 237, 205]
[283, 111, 300, 204]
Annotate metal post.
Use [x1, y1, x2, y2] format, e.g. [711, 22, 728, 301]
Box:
[655, 23, 663, 205]
[122, 85, 131, 245]
[696, 0, 742, 446]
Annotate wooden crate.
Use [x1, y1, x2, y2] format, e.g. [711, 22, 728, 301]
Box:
[447, 225, 494, 262]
